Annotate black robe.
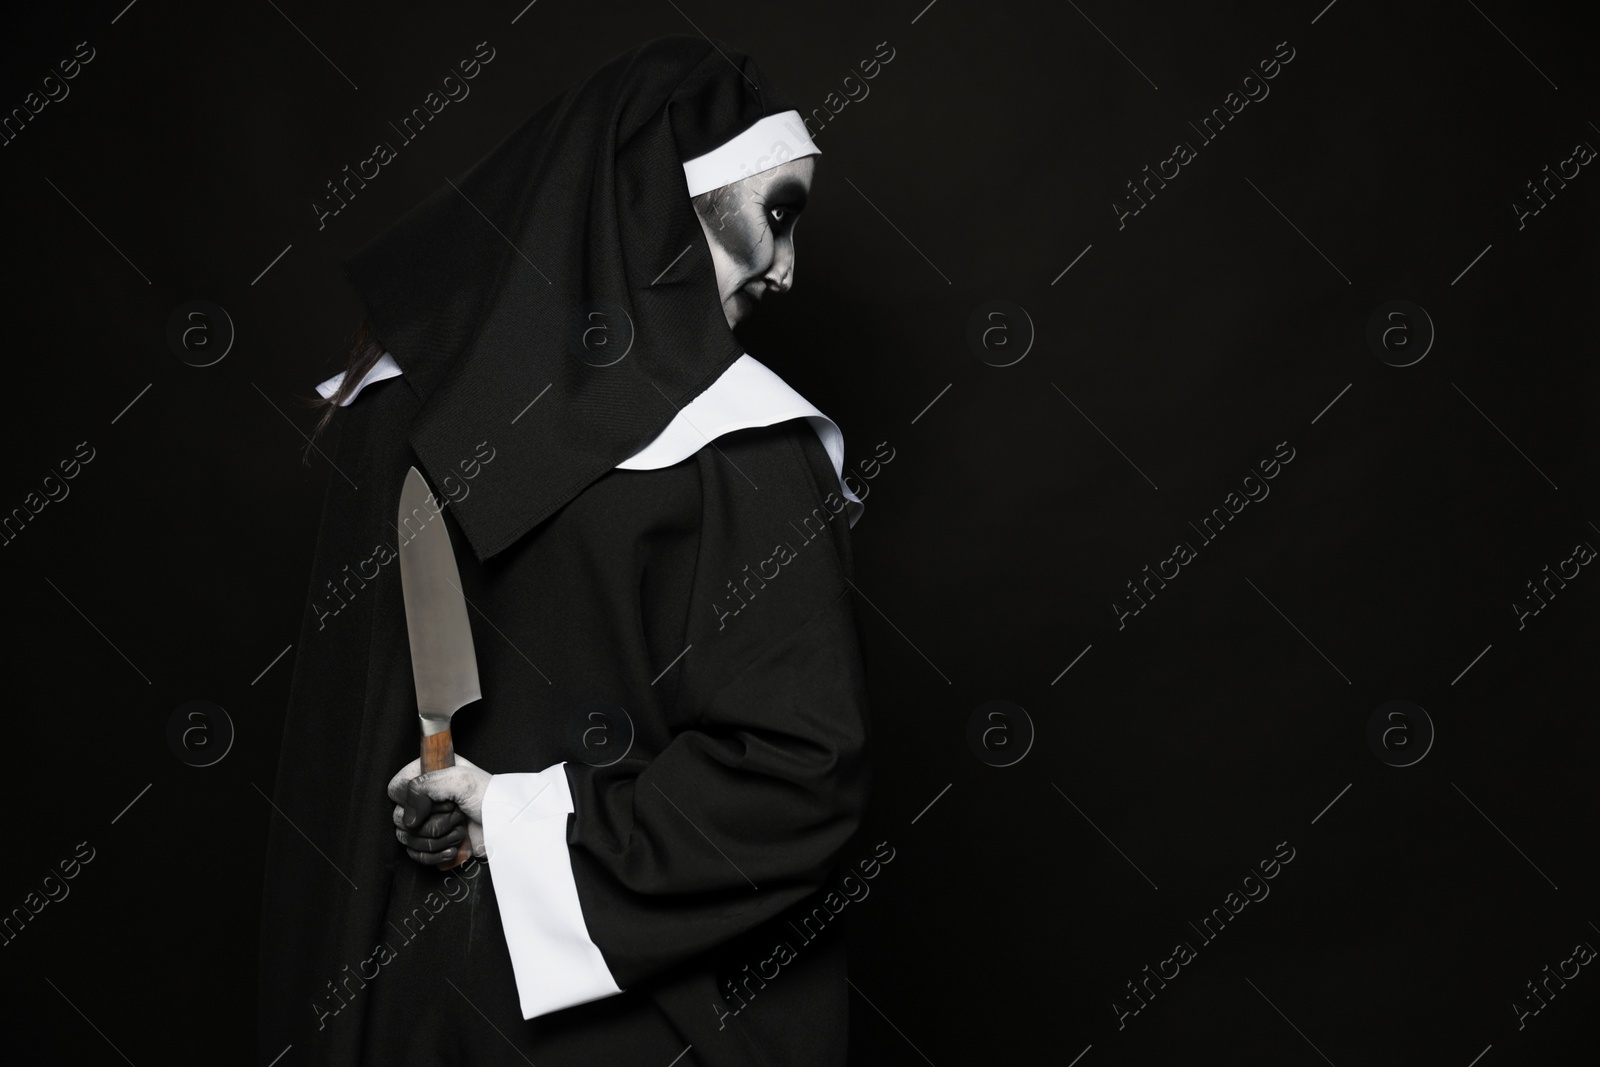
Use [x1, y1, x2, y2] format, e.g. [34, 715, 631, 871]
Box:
[258, 364, 874, 1065]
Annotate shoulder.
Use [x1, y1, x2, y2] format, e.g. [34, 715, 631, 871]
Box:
[688, 418, 854, 606]
[616, 354, 864, 528]
[675, 419, 859, 698]
[688, 419, 847, 529]
[563, 418, 835, 544]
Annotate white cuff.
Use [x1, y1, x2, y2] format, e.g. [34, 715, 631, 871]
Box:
[481, 764, 623, 1019]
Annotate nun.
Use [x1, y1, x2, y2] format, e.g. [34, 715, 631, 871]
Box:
[259, 34, 874, 1067]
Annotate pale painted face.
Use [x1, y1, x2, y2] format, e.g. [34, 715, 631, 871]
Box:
[691, 156, 816, 329]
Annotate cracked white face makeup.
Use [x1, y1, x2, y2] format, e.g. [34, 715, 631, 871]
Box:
[691, 155, 816, 329]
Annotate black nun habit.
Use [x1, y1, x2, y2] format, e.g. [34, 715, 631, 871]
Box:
[258, 34, 875, 1067]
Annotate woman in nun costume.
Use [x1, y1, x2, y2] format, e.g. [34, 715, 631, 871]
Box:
[258, 34, 876, 1067]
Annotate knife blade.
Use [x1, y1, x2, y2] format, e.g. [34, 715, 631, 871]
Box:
[397, 465, 480, 870]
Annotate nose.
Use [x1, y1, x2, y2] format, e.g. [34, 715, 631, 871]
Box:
[764, 236, 796, 294]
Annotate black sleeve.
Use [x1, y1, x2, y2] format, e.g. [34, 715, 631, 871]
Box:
[564, 419, 872, 990]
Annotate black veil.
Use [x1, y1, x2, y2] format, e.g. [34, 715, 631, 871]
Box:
[344, 34, 803, 561]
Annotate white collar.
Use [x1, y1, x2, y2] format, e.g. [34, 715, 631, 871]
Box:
[316, 354, 863, 527]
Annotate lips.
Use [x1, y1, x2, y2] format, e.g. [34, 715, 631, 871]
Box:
[729, 290, 760, 320]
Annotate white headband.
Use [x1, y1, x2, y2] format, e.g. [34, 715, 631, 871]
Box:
[680, 110, 820, 197]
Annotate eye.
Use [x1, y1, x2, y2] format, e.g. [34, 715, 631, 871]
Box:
[769, 206, 792, 225]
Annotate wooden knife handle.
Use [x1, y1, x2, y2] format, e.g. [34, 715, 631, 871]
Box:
[420, 727, 470, 871]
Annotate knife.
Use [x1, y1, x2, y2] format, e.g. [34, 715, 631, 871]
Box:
[397, 465, 481, 871]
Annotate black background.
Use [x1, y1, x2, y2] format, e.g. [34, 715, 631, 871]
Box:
[2, 1, 1596, 1063]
